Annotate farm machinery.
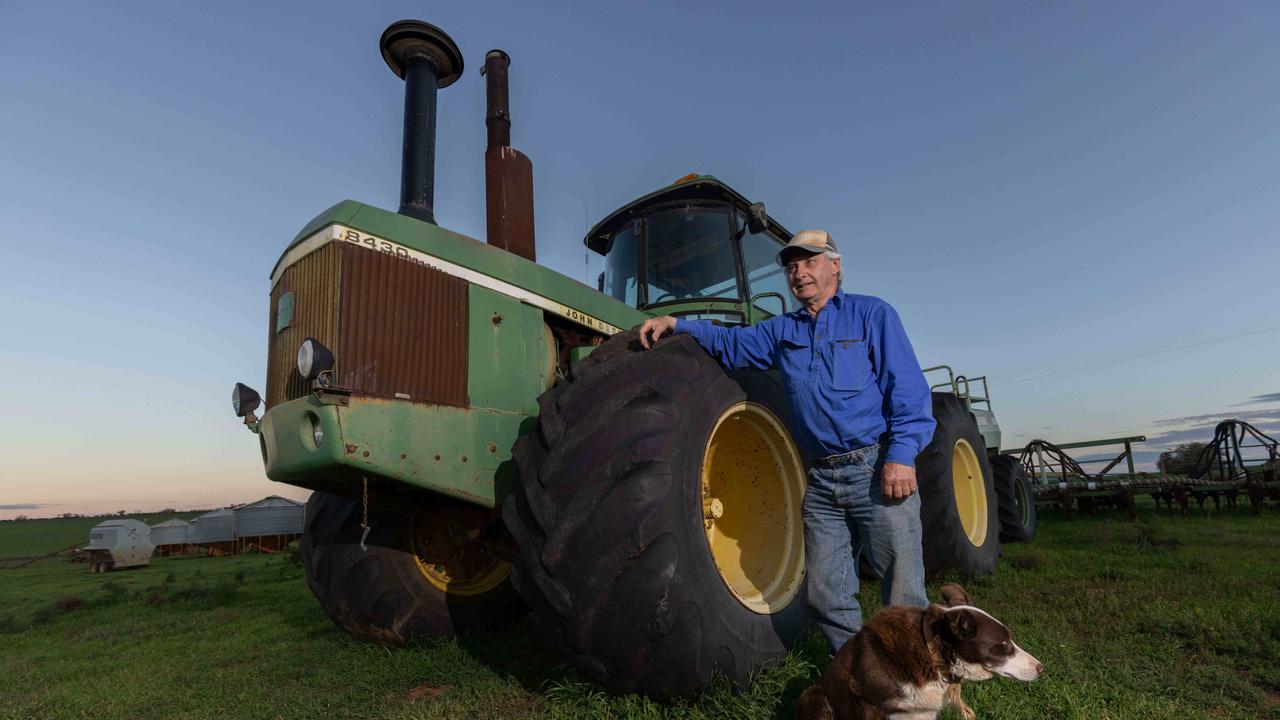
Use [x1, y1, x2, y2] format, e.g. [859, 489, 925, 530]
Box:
[1002, 419, 1280, 519]
[229, 19, 1029, 699]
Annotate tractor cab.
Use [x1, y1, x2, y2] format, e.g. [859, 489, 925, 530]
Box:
[586, 175, 796, 324]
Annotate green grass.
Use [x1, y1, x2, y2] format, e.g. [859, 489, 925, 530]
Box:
[0, 512, 206, 560]
[2, 500, 1279, 719]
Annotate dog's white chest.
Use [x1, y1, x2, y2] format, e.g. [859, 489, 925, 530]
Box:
[886, 679, 949, 719]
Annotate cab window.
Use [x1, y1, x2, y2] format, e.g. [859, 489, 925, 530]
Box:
[602, 222, 639, 305]
[643, 206, 739, 306]
[738, 215, 791, 316]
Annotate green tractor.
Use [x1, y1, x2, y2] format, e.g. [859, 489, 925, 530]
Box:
[231, 19, 1010, 700]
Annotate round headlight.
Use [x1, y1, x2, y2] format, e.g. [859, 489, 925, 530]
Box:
[297, 338, 334, 381]
[312, 418, 324, 447]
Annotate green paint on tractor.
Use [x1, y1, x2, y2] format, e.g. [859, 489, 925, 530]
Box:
[261, 392, 528, 508]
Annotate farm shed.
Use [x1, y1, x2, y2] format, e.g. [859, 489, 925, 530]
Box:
[191, 508, 236, 544]
[150, 518, 193, 556]
[84, 518, 153, 572]
[233, 496, 304, 551]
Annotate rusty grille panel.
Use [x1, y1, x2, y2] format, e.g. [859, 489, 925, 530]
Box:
[267, 244, 340, 407]
[338, 244, 469, 406]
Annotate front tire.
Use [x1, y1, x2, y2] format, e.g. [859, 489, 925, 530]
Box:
[916, 393, 1000, 576]
[299, 491, 521, 645]
[505, 332, 810, 700]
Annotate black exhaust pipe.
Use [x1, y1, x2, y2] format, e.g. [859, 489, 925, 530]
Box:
[379, 20, 464, 225]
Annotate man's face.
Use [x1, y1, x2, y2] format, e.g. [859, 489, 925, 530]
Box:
[783, 251, 841, 305]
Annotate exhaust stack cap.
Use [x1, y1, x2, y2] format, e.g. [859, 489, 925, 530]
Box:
[379, 20, 464, 86]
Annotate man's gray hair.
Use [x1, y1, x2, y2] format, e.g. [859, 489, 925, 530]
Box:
[825, 250, 843, 284]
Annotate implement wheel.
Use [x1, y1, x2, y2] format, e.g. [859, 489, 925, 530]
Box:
[505, 332, 809, 700]
[916, 393, 1000, 576]
[992, 455, 1037, 542]
[299, 491, 521, 645]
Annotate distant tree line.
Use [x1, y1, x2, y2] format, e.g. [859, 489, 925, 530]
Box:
[1156, 442, 1207, 475]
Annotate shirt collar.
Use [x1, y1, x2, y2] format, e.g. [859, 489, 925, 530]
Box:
[788, 290, 846, 320]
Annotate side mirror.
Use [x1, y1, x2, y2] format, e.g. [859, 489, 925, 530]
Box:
[597, 271, 605, 293]
[747, 202, 768, 234]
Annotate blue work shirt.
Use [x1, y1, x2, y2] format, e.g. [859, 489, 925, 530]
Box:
[674, 292, 935, 467]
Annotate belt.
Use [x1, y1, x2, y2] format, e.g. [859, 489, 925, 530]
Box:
[812, 444, 879, 469]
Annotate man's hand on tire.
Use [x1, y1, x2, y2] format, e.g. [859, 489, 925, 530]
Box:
[881, 462, 917, 500]
[638, 316, 677, 349]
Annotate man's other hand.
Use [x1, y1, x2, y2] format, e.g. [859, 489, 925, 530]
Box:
[638, 316, 677, 349]
[881, 462, 917, 500]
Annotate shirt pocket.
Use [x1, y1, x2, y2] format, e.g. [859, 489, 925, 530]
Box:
[826, 338, 870, 393]
[775, 338, 809, 392]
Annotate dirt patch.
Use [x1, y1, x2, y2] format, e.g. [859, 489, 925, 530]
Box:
[407, 682, 452, 702]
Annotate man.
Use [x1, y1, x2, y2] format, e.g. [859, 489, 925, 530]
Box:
[637, 229, 936, 656]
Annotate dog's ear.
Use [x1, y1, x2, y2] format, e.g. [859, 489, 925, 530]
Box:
[939, 583, 972, 607]
[946, 608, 978, 640]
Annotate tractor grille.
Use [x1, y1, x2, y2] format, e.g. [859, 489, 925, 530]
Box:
[266, 242, 469, 408]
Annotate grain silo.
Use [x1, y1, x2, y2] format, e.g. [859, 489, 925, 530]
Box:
[150, 518, 193, 556]
[234, 496, 304, 552]
[191, 508, 237, 555]
[84, 519, 154, 572]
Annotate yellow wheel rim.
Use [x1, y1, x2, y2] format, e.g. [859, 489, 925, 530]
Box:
[951, 438, 989, 547]
[701, 401, 806, 614]
[409, 516, 510, 597]
[413, 554, 510, 596]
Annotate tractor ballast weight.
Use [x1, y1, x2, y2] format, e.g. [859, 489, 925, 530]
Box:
[233, 20, 1008, 700]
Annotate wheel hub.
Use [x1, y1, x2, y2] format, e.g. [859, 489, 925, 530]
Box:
[409, 503, 510, 597]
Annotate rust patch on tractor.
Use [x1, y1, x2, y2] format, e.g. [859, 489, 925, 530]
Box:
[267, 243, 340, 407]
[338, 243, 469, 407]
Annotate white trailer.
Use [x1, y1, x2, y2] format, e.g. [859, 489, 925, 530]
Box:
[85, 519, 154, 572]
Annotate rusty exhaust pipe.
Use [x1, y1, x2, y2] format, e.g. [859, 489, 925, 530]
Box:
[482, 50, 536, 261]
[380, 20, 464, 225]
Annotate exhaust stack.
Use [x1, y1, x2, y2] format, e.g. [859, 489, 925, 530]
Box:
[380, 20, 464, 225]
[482, 50, 536, 262]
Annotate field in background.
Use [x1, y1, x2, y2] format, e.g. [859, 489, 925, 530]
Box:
[2, 499, 1278, 719]
[0, 512, 206, 561]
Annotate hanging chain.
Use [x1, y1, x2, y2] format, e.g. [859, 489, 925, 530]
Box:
[359, 476, 371, 552]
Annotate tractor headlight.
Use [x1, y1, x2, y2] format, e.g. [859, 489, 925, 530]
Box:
[297, 338, 335, 381]
[232, 383, 261, 418]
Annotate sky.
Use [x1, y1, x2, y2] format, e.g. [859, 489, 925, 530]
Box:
[1, 1, 1278, 519]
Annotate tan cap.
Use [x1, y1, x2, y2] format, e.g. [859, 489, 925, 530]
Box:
[777, 230, 838, 266]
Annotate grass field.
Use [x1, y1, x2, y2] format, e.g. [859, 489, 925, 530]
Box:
[2, 499, 1278, 720]
[0, 512, 206, 561]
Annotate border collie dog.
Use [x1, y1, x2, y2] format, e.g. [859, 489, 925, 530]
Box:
[797, 584, 1043, 720]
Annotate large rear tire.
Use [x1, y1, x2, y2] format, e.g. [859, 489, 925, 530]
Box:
[992, 455, 1037, 542]
[505, 332, 810, 700]
[916, 393, 1000, 576]
[299, 491, 521, 645]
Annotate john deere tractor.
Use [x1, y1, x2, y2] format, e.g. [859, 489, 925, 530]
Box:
[231, 20, 1006, 700]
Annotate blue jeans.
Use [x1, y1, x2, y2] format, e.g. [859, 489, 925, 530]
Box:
[803, 443, 928, 655]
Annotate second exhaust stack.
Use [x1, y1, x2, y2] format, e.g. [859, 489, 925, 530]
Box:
[482, 50, 536, 262]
